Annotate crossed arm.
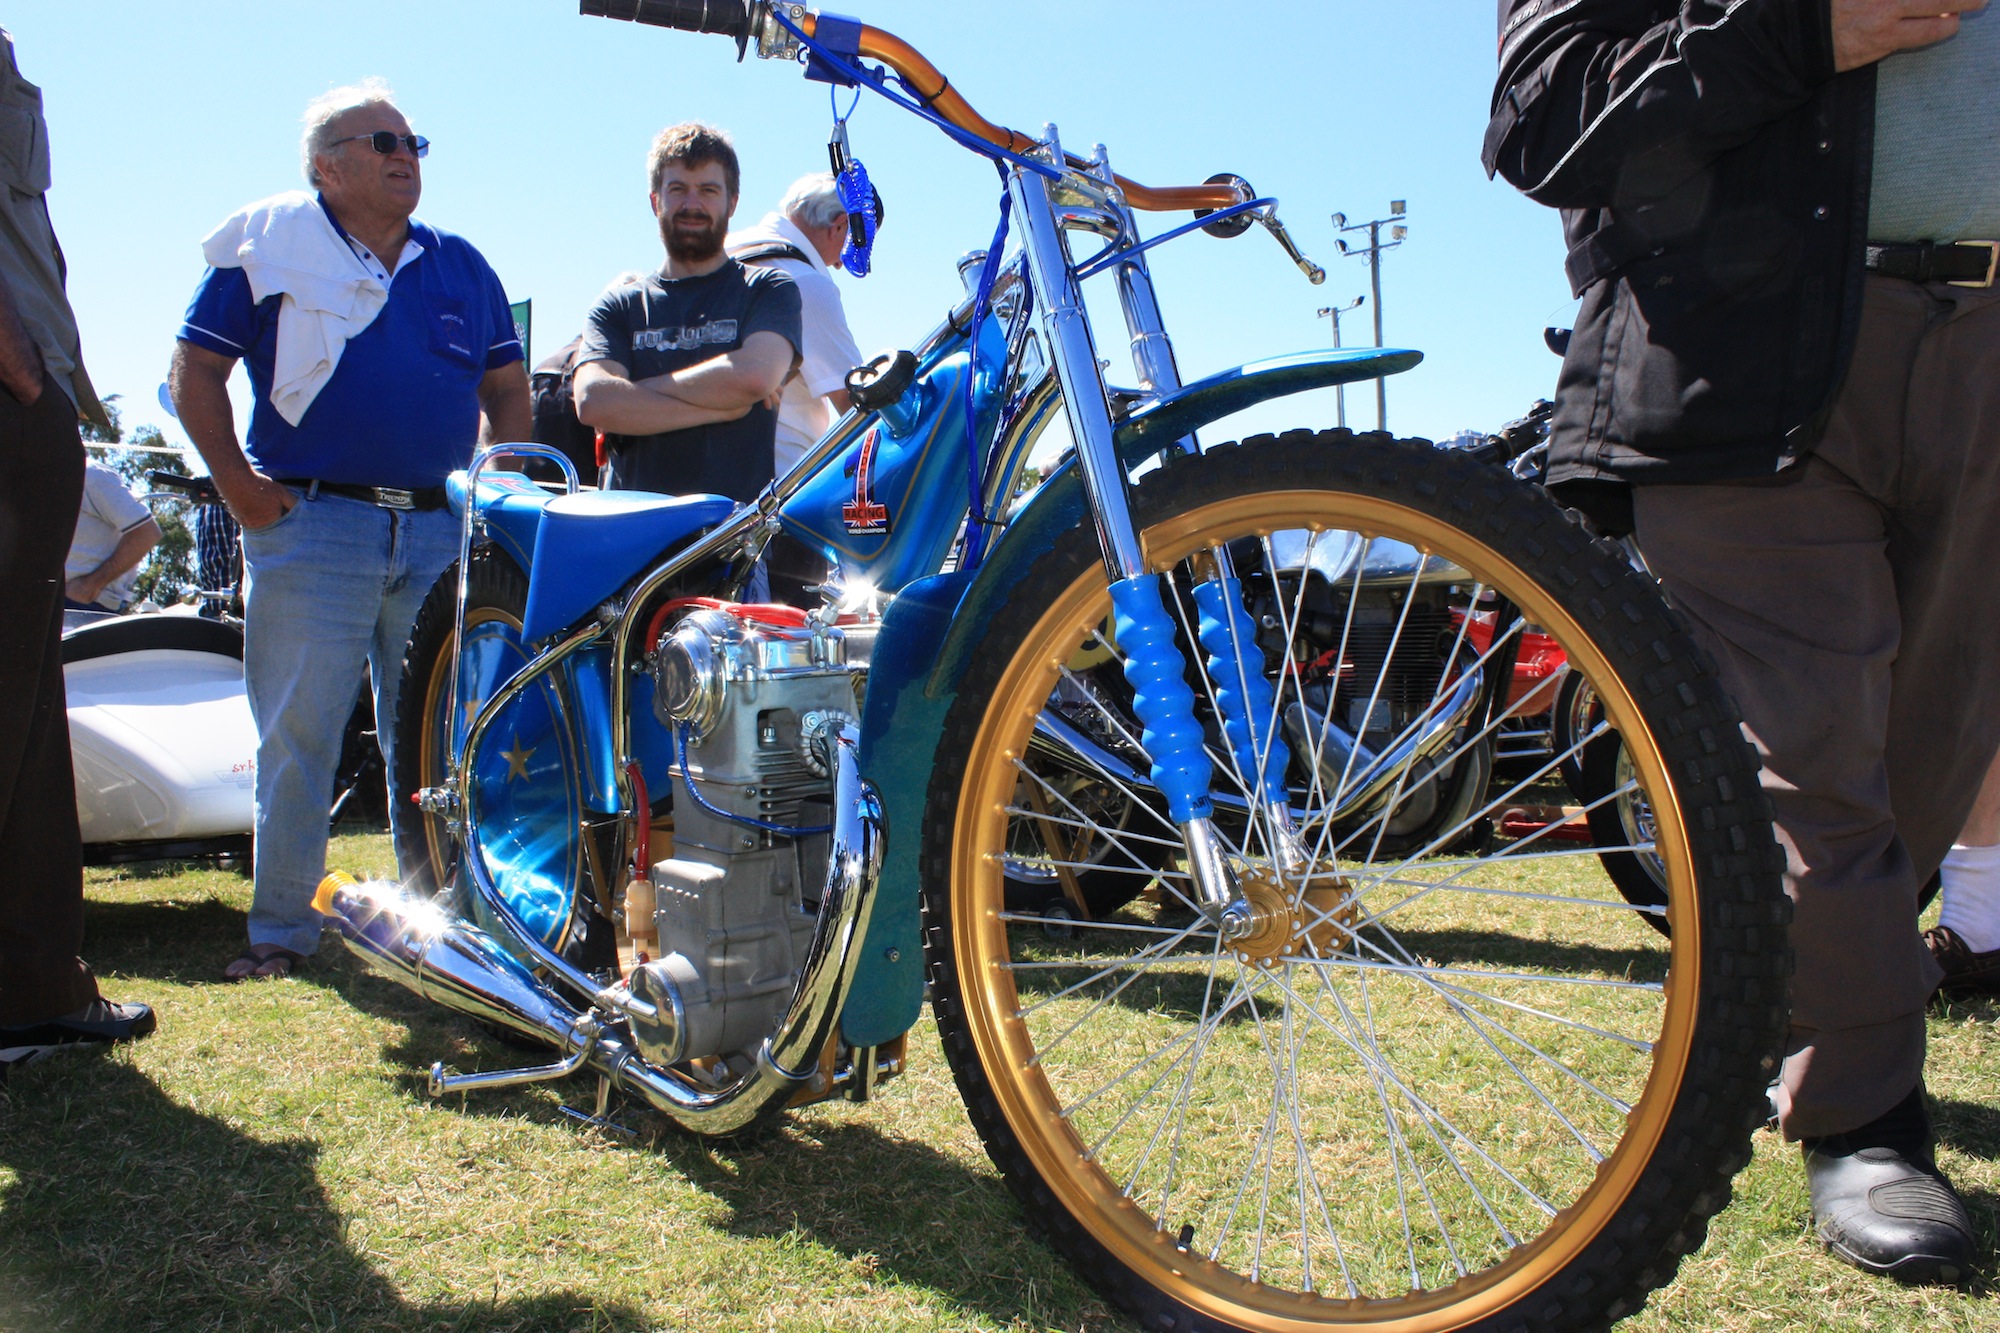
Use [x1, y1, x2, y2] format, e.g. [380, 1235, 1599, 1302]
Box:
[572, 330, 794, 436]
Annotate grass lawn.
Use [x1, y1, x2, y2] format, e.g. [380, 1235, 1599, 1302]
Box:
[3, 828, 1999, 1332]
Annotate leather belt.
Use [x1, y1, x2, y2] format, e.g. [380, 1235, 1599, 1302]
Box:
[277, 479, 448, 511]
[1863, 240, 1999, 288]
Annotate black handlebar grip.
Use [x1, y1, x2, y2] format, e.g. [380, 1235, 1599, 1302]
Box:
[146, 469, 221, 501]
[579, 0, 753, 38]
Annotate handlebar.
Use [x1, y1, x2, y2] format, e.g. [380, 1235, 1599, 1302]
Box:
[1462, 400, 1554, 468]
[582, 0, 752, 39]
[147, 470, 222, 502]
[581, 0, 1244, 214]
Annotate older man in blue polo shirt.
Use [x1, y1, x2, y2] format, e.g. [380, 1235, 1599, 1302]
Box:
[169, 80, 530, 980]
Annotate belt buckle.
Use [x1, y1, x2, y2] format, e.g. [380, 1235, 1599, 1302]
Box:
[375, 487, 416, 511]
[1949, 240, 1999, 289]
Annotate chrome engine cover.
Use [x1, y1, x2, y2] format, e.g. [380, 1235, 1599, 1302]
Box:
[643, 607, 864, 1063]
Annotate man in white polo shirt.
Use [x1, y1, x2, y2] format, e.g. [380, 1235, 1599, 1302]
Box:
[65, 460, 161, 613]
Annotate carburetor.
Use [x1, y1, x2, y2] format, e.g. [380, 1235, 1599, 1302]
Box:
[629, 603, 862, 1067]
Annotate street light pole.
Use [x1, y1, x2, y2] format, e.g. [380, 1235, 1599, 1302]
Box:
[1316, 296, 1365, 428]
[1334, 201, 1407, 431]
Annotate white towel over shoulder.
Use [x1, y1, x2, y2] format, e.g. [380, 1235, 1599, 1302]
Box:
[200, 191, 389, 425]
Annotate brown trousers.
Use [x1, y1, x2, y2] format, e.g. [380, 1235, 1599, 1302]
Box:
[1634, 274, 2000, 1139]
[0, 373, 96, 1026]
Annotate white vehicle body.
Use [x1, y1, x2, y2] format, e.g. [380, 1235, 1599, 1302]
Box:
[62, 613, 256, 858]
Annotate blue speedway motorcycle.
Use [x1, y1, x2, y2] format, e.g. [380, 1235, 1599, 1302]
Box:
[316, 5, 1790, 1329]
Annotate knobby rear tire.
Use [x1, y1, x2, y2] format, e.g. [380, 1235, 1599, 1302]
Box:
[392, 548, 529, 896]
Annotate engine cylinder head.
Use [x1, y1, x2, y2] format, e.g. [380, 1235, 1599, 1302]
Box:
[654, 608, 734, 739]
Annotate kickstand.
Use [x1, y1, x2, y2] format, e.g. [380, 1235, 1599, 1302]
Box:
[559, 1074, 633, 1138]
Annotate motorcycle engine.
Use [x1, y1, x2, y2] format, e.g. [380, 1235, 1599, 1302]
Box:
[633, 603, 865, 1068]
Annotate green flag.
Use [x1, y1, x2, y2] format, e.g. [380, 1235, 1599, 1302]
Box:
[510, 299, 532, 364]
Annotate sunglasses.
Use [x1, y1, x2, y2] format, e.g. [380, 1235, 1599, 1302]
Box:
[332, 131, 430, 159]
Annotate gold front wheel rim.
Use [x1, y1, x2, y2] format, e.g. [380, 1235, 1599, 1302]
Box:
[950, 488, 1700, 1329]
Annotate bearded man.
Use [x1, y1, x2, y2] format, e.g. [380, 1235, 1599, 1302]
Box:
[574, 123, 802, 503]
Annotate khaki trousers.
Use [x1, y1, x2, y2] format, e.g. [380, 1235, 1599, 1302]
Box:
[1633, 273, 2000, 1138]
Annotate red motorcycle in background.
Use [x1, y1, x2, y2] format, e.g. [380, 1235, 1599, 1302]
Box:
[1461, 401, 1670, 928]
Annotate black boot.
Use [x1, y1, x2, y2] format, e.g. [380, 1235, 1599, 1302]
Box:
[1801, 1082, 1975, 1284]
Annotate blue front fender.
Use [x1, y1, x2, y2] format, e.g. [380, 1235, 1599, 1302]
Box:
[838, 345, 1420, 1047]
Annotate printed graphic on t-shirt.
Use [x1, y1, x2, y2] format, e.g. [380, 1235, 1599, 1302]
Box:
[634, 319, 740, 353]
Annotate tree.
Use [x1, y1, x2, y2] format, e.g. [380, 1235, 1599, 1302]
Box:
[80, 395, 197, 607]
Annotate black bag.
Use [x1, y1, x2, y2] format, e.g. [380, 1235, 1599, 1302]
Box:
[528, 335, 598, 484]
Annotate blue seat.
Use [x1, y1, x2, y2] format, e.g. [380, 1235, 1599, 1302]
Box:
[445, 470, 557, 571]
[520, 490, 736, 642]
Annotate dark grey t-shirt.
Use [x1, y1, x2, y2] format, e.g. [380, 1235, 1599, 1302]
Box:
[578, 259, 803, 500]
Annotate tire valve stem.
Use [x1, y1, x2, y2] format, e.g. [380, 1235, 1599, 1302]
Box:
[1175, 1223, 1196, 1252]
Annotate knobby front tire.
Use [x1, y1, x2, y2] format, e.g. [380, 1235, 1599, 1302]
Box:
[920, 431, 1789, 1332]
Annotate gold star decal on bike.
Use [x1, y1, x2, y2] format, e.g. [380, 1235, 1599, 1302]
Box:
[502, 738, 535, 782]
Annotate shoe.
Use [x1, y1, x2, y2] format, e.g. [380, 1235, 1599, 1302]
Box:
[1802, 1083, 1974, 1284]
[0, 998, 157, 1068]
[1925, 925, 2000, 1000]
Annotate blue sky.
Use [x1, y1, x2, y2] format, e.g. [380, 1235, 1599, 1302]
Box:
[11, 0, 1576, 460]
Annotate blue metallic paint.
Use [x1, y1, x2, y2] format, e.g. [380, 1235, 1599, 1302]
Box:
[444, 610, 588, 953]
[779, 320, 1005, 591]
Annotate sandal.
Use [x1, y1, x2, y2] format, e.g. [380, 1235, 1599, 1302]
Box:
[224, 944, 307, 981]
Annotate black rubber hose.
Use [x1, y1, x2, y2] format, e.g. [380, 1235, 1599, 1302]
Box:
[579, 0, 752, 38]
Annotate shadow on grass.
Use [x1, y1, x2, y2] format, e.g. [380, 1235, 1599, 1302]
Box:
[646, 1115, 1123, 1330]
[1937, 1096, 2000, 1163]
[83, 853, 249, 882]
[1007, 919, 1667, 1023]
[0, 1059, 646, 1333]
[1937, 1184, 2000, 1295]
[75, 896, 250, 986]
[1360, 925, 1668, 983]
[278, 939, 1120, 1329]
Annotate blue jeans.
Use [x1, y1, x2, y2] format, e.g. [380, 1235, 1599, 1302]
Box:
[241, 491, 459, 955]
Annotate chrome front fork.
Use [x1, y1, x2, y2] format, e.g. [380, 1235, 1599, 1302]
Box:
[1010, 142, 1304, 926]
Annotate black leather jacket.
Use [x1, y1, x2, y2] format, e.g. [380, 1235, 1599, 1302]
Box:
[1485, 0, 1875, 514]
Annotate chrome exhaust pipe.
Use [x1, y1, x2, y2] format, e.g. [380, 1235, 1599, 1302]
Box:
[315, 726, 885, 1137]
[312, 872, 588, 1054]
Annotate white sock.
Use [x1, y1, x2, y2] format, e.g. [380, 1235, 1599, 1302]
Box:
[1939, 842, 2000, 953]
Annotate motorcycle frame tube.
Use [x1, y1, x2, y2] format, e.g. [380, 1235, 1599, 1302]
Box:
[453, 616, 629, 1013]
[434, 322, 991, 1039]
[448, 444, 581, 777]
[414, 721, 884, 1134]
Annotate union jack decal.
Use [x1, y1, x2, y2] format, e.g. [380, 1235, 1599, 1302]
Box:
[843, 427, 890, 534]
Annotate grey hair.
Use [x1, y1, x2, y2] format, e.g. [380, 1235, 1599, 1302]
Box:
[778, 173, 847, 231]
[301, 78, 400, 186]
